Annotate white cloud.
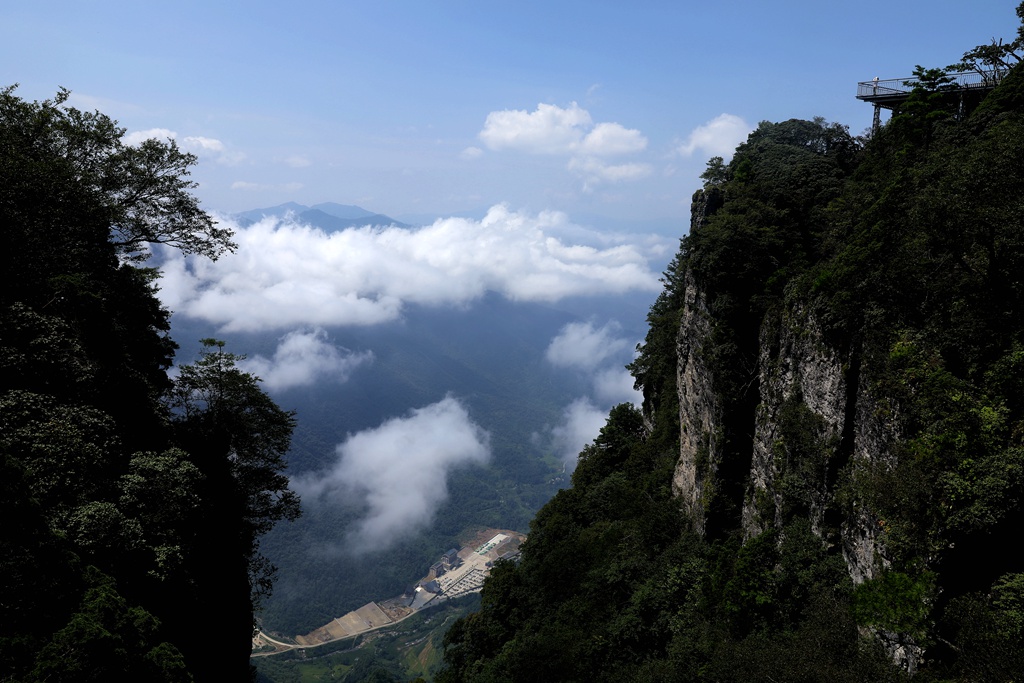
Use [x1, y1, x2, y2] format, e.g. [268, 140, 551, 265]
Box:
[239, 328, 373, 391]
[477, 103, 650, 190]
[592, 367, 641, 406]
[123, 128, 177, 146]
[545, 321, 630, 370]
[293, 396, 490, 553]
[156, 205, 662, 332]
[544, 320, 641, 467]
[567, 157, 652, 191]
[182, 136, 225, 153]
[578, 122, 647, 156]
[479, 103, 646, 158]
[459, 146, 484, 160]
[678, 113, 752, 160]
[479, 102, 592, 154]
[123, 128, 242, 164]
[550, 397, 609, 467]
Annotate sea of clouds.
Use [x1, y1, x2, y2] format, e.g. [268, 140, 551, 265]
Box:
[157, 206, 662, 548]
[134, 102, 755, 551]
[158, 204, 665, 332]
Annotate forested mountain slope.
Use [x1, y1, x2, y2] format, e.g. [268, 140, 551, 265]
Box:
[0, 88, 299, 681]
[437, 16, 1024, 683]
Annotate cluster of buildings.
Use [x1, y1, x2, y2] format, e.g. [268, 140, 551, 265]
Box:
[399, 533, 523, 609]
[399, 548, 463, 606]
[427, 548, 461, 581]
[284, 531, 526, 651]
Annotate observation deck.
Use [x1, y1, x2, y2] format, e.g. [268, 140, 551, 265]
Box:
[857, 70, 1005, 130]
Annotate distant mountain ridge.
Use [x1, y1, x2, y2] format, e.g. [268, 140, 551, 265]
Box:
[233, 202, 411, 231]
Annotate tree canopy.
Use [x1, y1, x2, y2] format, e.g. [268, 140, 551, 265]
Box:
[0, 86, 235, 264]
[1, 87, 296, 682]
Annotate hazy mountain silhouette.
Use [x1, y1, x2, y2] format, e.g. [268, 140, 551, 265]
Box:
[232, 202, 410, 231]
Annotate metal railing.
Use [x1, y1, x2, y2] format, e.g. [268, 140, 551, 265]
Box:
[857, 69, 1006, 99]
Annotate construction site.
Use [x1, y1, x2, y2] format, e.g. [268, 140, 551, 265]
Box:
[254, 529, 525, 655]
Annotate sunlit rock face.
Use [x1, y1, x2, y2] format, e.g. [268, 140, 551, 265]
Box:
[673, 187, 915, 669]
[673, 265, 720, 536]
[673, 189, 724, 536]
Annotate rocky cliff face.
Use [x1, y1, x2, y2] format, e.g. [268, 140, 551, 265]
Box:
[675, 189, 898, 587]
[673, 265, 719, 536]
[738, 304, 899, 586]
[741, 305, 846, 539]
[672, 189, 724, 536]
[671, 174, 942, 671]
[673, 294, 920, 671]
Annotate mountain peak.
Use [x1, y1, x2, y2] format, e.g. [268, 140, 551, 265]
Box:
[231, 202, 409, 231]
[309, 202, 376, 220]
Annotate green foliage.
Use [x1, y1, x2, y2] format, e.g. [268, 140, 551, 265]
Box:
[30, 568, 191, 683]
[119, 449, 203, 581]
[0, 451, 82, 678]
[700, 155, 728, 187]
[853, 571, 933, 638]
[170, 339, 301, 543]
[437, 398, 879, 681]
[772, 393, 840, 522]
[0, 87, 285, 681]
[940, 590, 1024, 681]
[436, 404, 691, 682]
[0, 390, 120, 520]
[721, 530, 780, 632]
[163, 340, 301, 677]
[0, 85, 234, 263]
[992, 573, 1024, 638]
[628, 250, 685, 455]
[571, 403, 648, 489]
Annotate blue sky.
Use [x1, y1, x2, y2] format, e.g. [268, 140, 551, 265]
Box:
[3, 1, 1019, 229]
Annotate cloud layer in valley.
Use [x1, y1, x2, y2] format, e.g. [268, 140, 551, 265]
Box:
[292, 396, 490, 553]
[545, 320, 631, 371]
[543, 321, 641, 466]
[238, 328, 373, 391]
[550, 397, 613, 468]
[157, 205, 664, 332]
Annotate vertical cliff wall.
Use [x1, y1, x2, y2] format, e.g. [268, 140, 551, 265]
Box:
[674, 260, 923, 670]
[737, 304, 899, 585]
[741, 305, 847, 539]
[674, 189, 899, 587]
[673, 189, 723, 536]
[673, 266, 719, 536]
